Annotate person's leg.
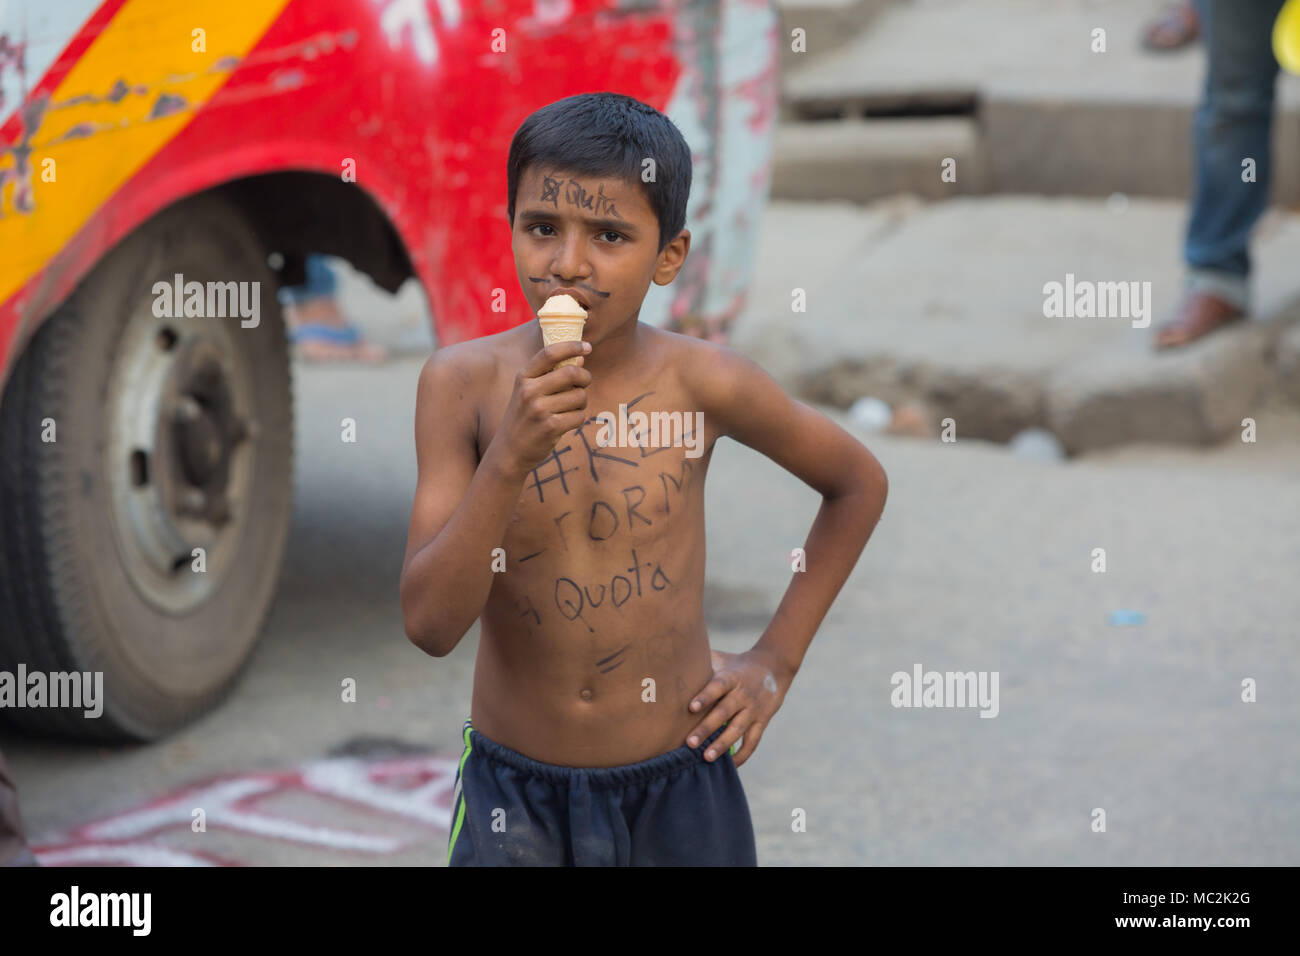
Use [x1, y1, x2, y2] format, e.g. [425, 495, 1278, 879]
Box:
[281, 255, 387, 362]
[300, 254, 339, 300]
[1183, 0, 1284, 304]
[278, 254, 331, 306]
[1159, 0, 1285, 348]
[280, 253, 338, 305]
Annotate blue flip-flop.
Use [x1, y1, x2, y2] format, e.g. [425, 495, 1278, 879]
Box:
[288, 322, 362, 345]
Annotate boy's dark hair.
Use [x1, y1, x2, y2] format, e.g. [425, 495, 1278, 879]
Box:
[507, 91, 692, 254]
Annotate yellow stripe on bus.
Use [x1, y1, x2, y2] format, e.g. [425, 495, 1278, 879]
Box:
[0, 0, 292, 307]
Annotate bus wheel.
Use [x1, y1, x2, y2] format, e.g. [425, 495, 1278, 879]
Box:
[0, 196, 294, 740]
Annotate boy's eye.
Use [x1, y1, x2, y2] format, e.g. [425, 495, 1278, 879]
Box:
[526, 223, 625, 244]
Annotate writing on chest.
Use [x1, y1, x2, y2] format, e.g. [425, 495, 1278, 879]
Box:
[508, 441, 699, 557]
[502, 390, 705, 538]
[495, 433, 702, 637]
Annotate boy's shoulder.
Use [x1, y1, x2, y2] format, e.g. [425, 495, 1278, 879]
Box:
[643, 323, 738, 381]
[414, 327, 526, 454]
[422, 325, 516, 378]
[649, 326, 756, 418]
[418, 326, 529, 413]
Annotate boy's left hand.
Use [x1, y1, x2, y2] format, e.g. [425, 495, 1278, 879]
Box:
[685, 648, 791, 768]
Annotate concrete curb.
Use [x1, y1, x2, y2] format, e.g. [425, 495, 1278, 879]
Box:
[772, 118, 988, 202]
[731, 197, 1300, 454]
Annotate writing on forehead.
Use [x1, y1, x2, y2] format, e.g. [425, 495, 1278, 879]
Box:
[538, 174, 624, 220]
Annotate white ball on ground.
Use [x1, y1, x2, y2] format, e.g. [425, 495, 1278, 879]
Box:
[848, 396, 892, 432]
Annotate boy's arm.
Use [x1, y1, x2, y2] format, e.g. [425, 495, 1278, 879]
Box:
[399, 347, 526, 657]
[684, 345, 888, 764]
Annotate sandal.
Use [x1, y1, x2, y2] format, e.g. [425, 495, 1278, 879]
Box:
[288, 322, 388, 363]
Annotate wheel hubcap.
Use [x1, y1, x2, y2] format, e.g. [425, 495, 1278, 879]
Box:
[106, 302, 259, 613]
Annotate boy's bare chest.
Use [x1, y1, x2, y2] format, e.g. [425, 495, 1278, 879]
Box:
[475, 356, 714, 579]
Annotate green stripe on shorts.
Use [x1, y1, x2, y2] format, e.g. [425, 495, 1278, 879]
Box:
[446, 722, 474, 864]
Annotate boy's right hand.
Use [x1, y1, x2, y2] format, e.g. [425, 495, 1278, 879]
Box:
[488, 340, 592, 478]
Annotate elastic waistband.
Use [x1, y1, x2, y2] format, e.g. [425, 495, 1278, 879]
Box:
[462, 718, 728, 789]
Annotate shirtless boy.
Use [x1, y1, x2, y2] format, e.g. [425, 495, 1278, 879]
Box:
[400, 92, 888, 866]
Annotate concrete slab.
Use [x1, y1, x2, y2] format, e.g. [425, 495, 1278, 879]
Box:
[732, 193, 924, 377]
[776, 0, 893, 76]
[1046, 321, 1280, 453]
[731, 196, 1300, 452]
[780, 0, 1300, 201]
[784, 0, 1177, 107]
[771, 117, 989, 201]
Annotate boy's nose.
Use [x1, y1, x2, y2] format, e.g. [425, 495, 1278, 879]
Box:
[551, 235, 591, 280]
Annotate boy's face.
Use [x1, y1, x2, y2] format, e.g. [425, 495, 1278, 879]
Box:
[511, 165, 690, 345]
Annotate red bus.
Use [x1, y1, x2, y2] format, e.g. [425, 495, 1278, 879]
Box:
[0, 0, 778, 739]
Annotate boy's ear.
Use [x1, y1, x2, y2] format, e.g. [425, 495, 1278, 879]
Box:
[652, 229, 691, 286]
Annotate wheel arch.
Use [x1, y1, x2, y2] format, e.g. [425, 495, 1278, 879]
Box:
[212, 171, 417, 294]
[1, 170, 423, 396]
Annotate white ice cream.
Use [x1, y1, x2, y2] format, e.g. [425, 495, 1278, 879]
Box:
[538, 294, 587, 317]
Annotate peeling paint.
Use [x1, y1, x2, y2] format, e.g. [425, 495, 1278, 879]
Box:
[271, 67, 306, 90]
[371, 0, 464, 67]
[0, 94, 45, 217]
[520, 0, 575, 30]
[634, 0, 779, 339]
[48, 120, 98, 143]
[208, 54, 242, 73]
[0, 31, 27, 119]
[148, 91, 187, 120]
[1, 25, 365, 175]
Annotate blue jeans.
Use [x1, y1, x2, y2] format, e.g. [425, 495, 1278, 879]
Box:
[1184, 0, 1286, 308]
[279, 253, 338, 305]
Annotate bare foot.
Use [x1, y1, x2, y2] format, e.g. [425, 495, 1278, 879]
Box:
[1142, 0, 1199, 51]
[1152, 290, 1246, 349]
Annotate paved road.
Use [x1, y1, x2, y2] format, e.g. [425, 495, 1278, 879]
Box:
[4, 345, 1298, 865]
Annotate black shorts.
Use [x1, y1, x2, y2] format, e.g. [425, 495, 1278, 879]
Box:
[446, 718, 757, 866]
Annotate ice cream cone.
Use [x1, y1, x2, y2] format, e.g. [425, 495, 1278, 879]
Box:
[538, 294, 588, 367]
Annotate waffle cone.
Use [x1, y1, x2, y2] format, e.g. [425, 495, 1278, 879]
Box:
[539, 315, 587, 367]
